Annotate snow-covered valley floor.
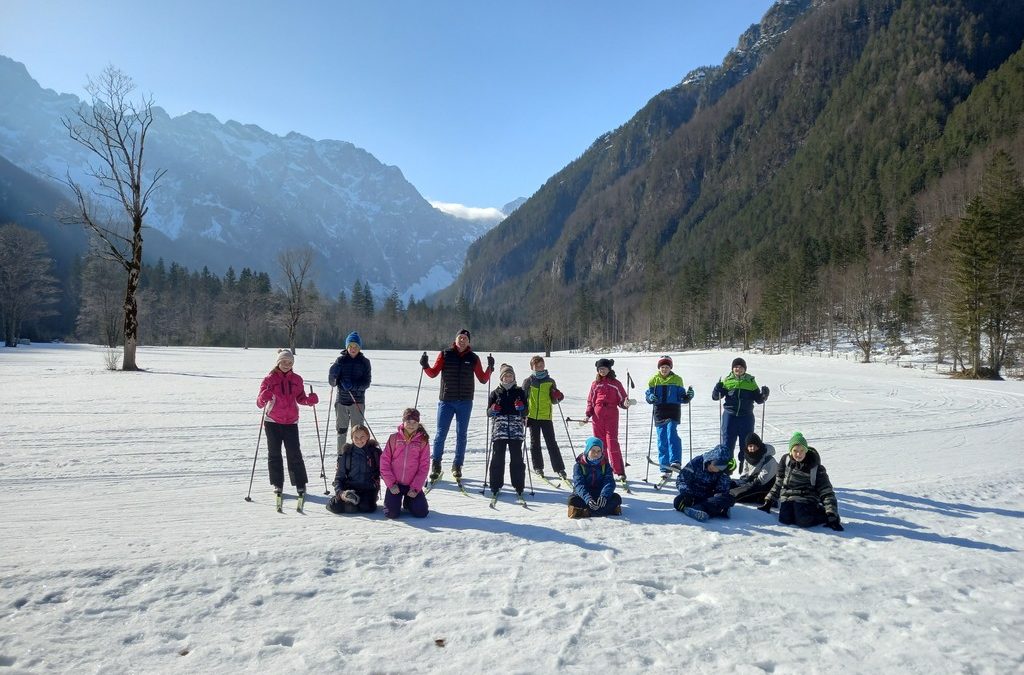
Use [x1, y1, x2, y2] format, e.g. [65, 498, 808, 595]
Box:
[1, 345, 1022, 673]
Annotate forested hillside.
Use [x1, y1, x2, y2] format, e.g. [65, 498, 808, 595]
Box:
[447, 0, 1024, 373]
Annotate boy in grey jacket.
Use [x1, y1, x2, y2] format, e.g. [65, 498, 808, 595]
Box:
[729, 432, 777, 504]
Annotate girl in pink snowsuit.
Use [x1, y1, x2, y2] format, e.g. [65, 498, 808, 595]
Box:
[585, 358, 634, 478]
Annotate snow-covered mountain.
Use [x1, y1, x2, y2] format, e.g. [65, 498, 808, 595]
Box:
[0, 55, 495, 298]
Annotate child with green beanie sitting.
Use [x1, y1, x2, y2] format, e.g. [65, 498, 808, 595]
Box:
[759, 431, 844, 531]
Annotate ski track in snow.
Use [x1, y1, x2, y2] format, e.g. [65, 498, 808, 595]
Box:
[1, 345, 1023, 672]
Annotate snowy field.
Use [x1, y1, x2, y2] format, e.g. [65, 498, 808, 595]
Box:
[1, 344, 1022, 673]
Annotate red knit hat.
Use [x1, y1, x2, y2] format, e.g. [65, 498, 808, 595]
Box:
[657, 355, 673, 369]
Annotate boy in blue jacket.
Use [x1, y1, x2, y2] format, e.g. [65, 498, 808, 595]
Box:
[644, 355, 694, 475]
[673, 444, 736, 522]
[568, 437, 622, 518]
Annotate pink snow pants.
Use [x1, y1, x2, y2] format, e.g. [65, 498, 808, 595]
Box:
[591, 406, 624, 475]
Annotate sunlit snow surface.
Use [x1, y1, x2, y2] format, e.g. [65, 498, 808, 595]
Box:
[1, 345, 1022, 672]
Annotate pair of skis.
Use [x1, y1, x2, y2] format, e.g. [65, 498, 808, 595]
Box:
[489, 490, 528, 509]
[647, 458, 681, 490]
[424, 472, 470, 497]
[273, 492, 305, 513]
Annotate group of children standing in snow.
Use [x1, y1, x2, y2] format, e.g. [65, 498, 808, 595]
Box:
[254, 329, 844, 532]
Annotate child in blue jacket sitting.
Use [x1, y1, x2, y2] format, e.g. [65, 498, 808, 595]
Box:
[568, 437, 622, 518]
[673, 444, 736, 522]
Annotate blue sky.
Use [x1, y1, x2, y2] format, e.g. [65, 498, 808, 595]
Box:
[2, 0, 775, 209]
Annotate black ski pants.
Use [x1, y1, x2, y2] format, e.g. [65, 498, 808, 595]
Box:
[729, 478, 775, 504]
[779, 500, 827, 527]
[528, 419, 565, 474]
[325, 489, 378, 514]
[264, 421, 308, 492]
[489, 439, 525, 495]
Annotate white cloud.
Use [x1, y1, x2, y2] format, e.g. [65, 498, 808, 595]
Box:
[429, 201, 506, 222]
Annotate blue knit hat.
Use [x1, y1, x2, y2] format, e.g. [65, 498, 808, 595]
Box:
[345, 331, 361, 348]
[584, 437, 604, 454]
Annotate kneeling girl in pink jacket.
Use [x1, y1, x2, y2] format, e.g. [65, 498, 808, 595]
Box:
[381, 408, 431, 518]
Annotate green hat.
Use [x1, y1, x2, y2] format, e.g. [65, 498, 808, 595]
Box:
[789, 431, 808, 451]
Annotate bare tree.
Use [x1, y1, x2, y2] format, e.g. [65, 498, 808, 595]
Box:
[840, 252, 890, 363]
[277, 247, 316, 351]
[0, 224, 60, 346]
[60, 66, 165, 370]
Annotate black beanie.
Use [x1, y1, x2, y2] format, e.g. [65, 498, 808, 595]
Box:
[595, 358, 614, 370]
[744, 432, 763, 453]
[731, 357, 747, 370]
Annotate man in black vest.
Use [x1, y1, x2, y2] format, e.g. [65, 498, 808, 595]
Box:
[420, 328, 494, 481]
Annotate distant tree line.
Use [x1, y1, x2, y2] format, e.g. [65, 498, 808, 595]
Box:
[2, 149, 1020, 377]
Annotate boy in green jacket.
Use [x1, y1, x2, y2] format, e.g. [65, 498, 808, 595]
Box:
[522, 355, 567, 480]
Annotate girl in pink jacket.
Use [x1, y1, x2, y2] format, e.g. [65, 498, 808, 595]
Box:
[256, 349, 319, 498]
[585, 358, 635, 479]
[381, 408, 430, 518]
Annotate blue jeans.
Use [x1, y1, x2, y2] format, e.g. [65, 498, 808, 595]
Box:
[433, 399, 473, 466]
[720, 411, 754, 465]
[656, 419, 682, 468]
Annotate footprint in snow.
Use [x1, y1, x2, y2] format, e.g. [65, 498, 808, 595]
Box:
[264, 633, 295, 647]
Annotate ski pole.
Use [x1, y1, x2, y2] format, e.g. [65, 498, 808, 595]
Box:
[346, 387, 376, 442]
[761, 399, 766, 438]
[644, 406, 655, 482]
[244, 409, 266, 502]
[688, 398, 693, 461]
[322, 386, 335, 463]
[414, 352, 426, 409]
[556, 400, 577, 456]
[625, 371, 634, 470]
[481, 397, 492, 494]
[310, 385, 329, 495]
[523, 418, 534, 496]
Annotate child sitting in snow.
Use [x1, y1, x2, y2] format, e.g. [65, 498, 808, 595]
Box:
[758, 431, 844, 531]
[326, 425, 382, 515]
[380, 409, 430, 519]
[729, 432, 777, 504]
[673, 444, 736, 522]
[568, 437, 623, 518]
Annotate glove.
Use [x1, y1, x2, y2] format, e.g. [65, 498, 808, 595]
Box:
[340, 379, 352, 391]
[761, 385, 770, 399]
[758, 501, 772, 513]
[825, 514, 844, 531]
[586, 498, 600, 511]
[686, 386, 694, 402]
[585, 407, 594, 419]
[645, 390, 657, 404]
[307, 393, 319, 405]
[551, 388, 564, 403]
[624, 398, 637, 408]
[486, 354, 495, 370]
[389, 485, 400, 495]
[419, 352, 429, 368]
[340, 489, 360, 505]
[714, 381, 727, 398]
[408, 489, 419, 499]
[514, 399, 525, 413]
[489, 403, 501, 417]
[596, 495, 607, 509]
